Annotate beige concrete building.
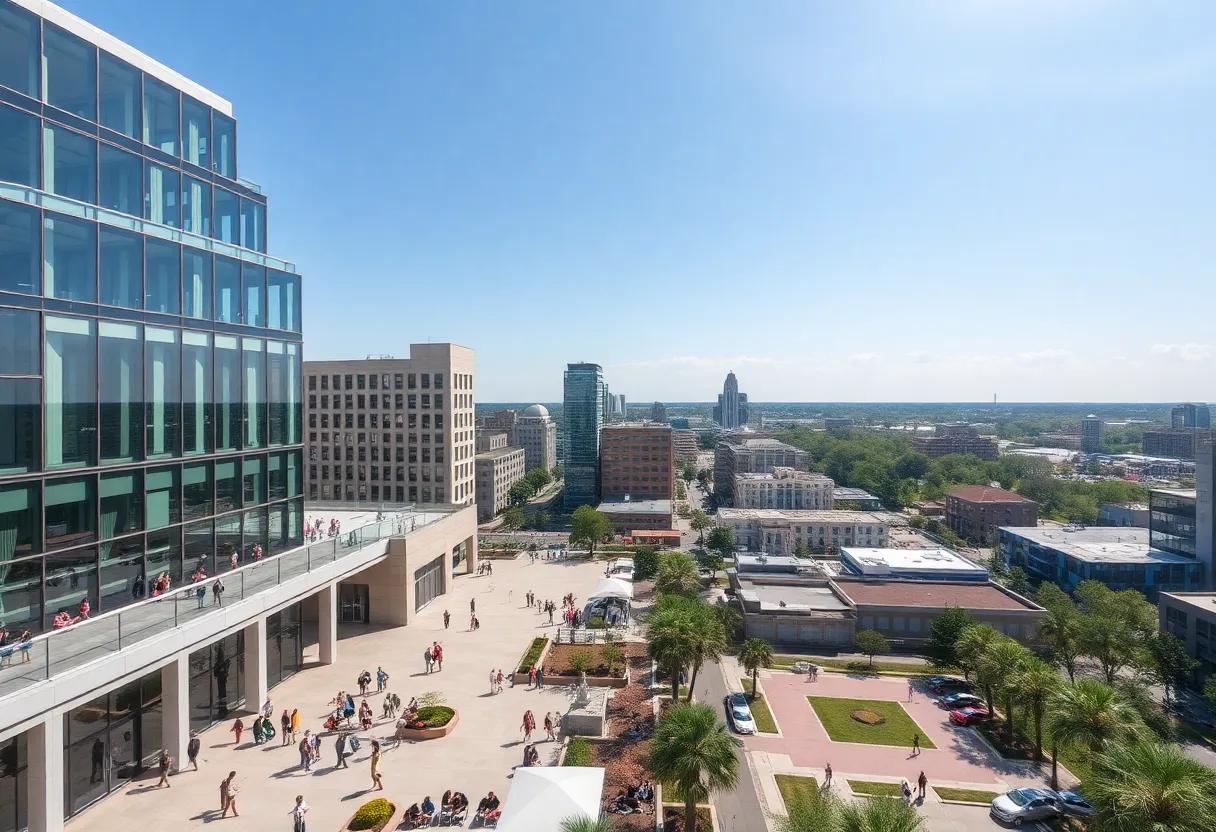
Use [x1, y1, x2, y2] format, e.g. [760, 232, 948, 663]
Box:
[714, 436, 810, 505]
[476, 430, 509, 452]
[672, 429, 699, 467]
[599, 423, 675, 501]
[1160, 592, 1216, 686]
[516, 405, 558, 472]
[596, 498, 675, 534]
[717, 508, 890, 554]
[475, 445, 527, 521]
[735, 467, 835, 510]
[304, 344, 476, 507]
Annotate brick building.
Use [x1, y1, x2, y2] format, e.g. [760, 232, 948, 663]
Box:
[946, 485, 1038, 545]
[599, 423, 675, 501]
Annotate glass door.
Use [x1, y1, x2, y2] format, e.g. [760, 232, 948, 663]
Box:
[339, 583, 368, 623]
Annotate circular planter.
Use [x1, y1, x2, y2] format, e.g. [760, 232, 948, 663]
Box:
[398, 708, 459, 741]
[342, 800, 399, 832]
[850, 710, 886, 726]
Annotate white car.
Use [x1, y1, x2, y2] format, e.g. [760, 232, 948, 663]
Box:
[724, 692, 757, 734]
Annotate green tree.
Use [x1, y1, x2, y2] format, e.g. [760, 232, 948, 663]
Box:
[551, 465, 563, 480]
[1146, 631, 1199, 706]
[648, 604, 698, 700]
[738, 638, 774, 702]
[954, 624, 999, 692]
[524, 466, 553, 493]
[1002, 566, 1032, 596]
[570, 505, 611, 556]
[1015, 658, 1059, 761]
[509, 479, 535, 506]
[706, 526, 737, 560]
[924, 606, 977, 670]
[685, 603, 727, 702]
[558, 814, 615, 832]
[1078, 614, 1140, 685]
[528, 510, 551, 530]
[978, 637, 1031, 744]
[1036, 603, 1082, 682]
[655, 552, 701, 598]
[499, 505, 525, 532]
[601, 642, 625, 676]
[699, 552, 725, 583]
[689, 510, 712, 544]
[837, 797, 923, 832]
[649, 703, 739, 832]
[853, 630, 890, 667]
[712, 599, 743, 643]
[696, 469, 712, 489]
[682, 463, 698, 482]
[632, 546, 659, 580]
[1086, 741, 1216, 832]
[1047, 680, 1146, 789]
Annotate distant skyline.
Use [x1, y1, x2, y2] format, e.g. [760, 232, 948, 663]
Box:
[59, 0, 1216, 402]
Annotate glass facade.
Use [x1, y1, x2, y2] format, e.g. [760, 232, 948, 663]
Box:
[0, 0, 304, 636]
[1150, 489, 1197, 559]
[562, 363, 604, 511]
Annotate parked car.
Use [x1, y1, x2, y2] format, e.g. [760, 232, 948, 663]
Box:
[929, 676, 974, 695]
[940, 693, 986, 710]
[1055, 791, 1094, 818]
[724, 693, 756, 735]
[990, 788, 1060, 826]
[949, 707, 992, 726]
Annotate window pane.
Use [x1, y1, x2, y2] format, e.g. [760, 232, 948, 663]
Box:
[212, 112, 235, 178]
[182, 247, 211, 320]
[242, 338, 264, 448]
[142, 76, 178, 155]
[265, 269, 299, 331]
[0, 482, 40, 564]
[182, 520, 211, 577]
[44, 214, 96, 302]
[45, 315, 97, 468]
[45, 548, 97, 625]
[0, 309, 38, 375]
[181, 97, 210, 168]
[268, 452, 286, 500]
[242, 263, 264, 327]
[45, 475, 96, 550]
[288, 449, 302, 497]
[183, 460, 213, 520]
[0, 378, 40, 475]
[99, 535, 142, 614]
[146, 465, 181, 529]
[243, 506, 266, 560]
[0, 200, 39, 295]
[214, 187, 238, 244]
[214, 335, 240, 452]
[43, 25, 96, 120]
[243, 455, 265, 506]
[215, 512, 239, 573]
[239, 199, 265, 253]
[98, 227, 143, 309]
[43, 125, 96, 203]
[215, 459, 238, 514]
[213, 255, 240, 323]
[145, 239, 180, 314]
[0, 4, 39, 97]
[100, 470, 143, 539]
[182, 176, 211, 236]
[267, 341, 288, 446]
[287, 343, 301, 444]
[0, 103, 39, 188]
[98, 321, 143, 463]
[144, 161, 180, 228]
[98, 143, 142, 216]
[182, 331, 213, 454]
[99, 53, 140, 138]
[145, 327, 180, 457]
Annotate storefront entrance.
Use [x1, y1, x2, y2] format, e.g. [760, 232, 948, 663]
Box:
[339, 583, 369, 624]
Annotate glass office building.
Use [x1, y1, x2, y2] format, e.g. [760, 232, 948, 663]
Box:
[562, 363, 603, 511]
[0, 0, 304, 638]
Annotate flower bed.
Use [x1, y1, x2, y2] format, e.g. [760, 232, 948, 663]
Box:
[513, 636, 551, 683]
[545, 643, 630, 686]
[397, 706, 458, 740]
[344, 798, 398, 832]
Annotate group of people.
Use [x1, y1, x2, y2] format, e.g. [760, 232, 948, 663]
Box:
[476, 561, 495, 576]
[423, 643, 444, 673]
[608, 781, 654, 814]
[523, 591, 562, 625]
[304, 517, 342, 543]
[0, 624, 34, 664]
[519, 710, 558, 743]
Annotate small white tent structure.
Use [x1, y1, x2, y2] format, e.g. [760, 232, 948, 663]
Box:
[589, 577, 633, 601]
[496, 766, 606, 831]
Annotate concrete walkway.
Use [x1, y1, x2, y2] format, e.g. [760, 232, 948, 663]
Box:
[69, 554, 606, 832]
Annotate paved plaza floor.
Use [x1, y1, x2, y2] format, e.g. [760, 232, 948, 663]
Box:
[70, 554, 606, 832]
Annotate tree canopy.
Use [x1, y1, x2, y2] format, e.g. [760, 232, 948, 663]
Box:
[569, 505, 611, 555]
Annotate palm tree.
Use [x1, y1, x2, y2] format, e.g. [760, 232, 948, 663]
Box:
[655, 552, 701, 597]
[1046, 680, 1145, 789]
[954, 624, 998, 688]
[686, 606, 726, 703]
[559, 814, 615, 832]
[711, 599, 743, 643]
[977, 637, 1030, 745]
[1086, 741, 1216, 832]
[837, 797, 922, 832]
[738, 638, 774, 702]
[1015, 658, 1059, 761]
[1036, 605, 1080, 682]
[648, 606, 698, 700]
[650, 703, 739, 832]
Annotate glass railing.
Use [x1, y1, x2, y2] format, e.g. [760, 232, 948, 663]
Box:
[0, 509, 443, 701]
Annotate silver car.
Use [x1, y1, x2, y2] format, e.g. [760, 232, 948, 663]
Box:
[990, 788, 1060, 826]
[724, 693, 756, 735]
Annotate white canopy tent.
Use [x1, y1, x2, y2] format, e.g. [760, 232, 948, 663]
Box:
[590, 577, 634, 601]
[496, 766, 606, 832]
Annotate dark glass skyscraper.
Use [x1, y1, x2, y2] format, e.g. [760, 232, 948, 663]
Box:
[563, 363, 603, 511]
[0, 0, 304, 637]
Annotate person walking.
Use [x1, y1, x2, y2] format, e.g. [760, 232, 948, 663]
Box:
[433, 642, 443, 671]
[376, 666, 388, 693]
[187, 733, 201, 771]
[281, 710, 292, 746]
[369, 740, 384, 791]
[156, 749, 172, 788]
[443, 610, 450, 629]
[423, 648, 433, 674]
[489, 668, 497, 695]
[334, 733, 349, 769]
[917, 771, 927, 800]
[496, 670, 505, 694]
[212, 577, 225, 606]
[824, 763, 832, 788]
[290, 795, 309, 832]
[470, 598, 475, 615]
[230, 717, 244, 746]
[543, 712, 555, 741]
[528, 666, 536, 688]
[521, 710, 535, 744]
[907, 681, 914, 702]
[221, 771, 239, 818]
[290, 708, 301, 742]
[298, 732, 312, 771]
[911, 733, 920, 756]
[536, 666, 544, 689]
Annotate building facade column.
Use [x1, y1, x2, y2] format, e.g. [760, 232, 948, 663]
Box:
[465, 533, 479, 575]
[161, 654, 190, 773]
[243, 618, 268, 710]
[27, 716, 64, 832]
[318, 583, 337, 665]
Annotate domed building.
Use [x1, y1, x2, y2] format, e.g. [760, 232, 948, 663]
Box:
[517, 404, 557, 473]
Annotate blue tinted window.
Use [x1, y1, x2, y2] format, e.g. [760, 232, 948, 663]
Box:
[43, 213, 96, 302]
[0, 4, 39, 98]
[212, 112, 236, 178]
[44, 316, 97, 468]
[99, 227, 143, 309]
[182, 96, 210, 168]
[183, 247, 212, 319]
[0, 104, 39, 187]
[242, 263, 265, 327]
[99, 53, 140, 138]
[43, 25, 96, 119]
[266, 270, 300, 331]
[99, 143, 142, 216]
[214, 256, 240, 323]
[182, 175, 211, 236]
[44, 125, 96, 203]
[0, 201, 39, 295]
[145, 161, 180, 228]
[146, 239, 180, 314]
[214, 187, 238, 243]
[142, 76, 178, 155]
[240, 198, 266, 253]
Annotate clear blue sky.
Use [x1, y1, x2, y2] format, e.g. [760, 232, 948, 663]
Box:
[64, 0, 1216, 402]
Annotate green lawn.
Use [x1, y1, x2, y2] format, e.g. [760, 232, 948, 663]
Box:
[774, 655, 952, 676]
[808, 697, 936, 748]
[934, 787, 999, 803]
[847, 780, 903, 797]
[739, 679, 779, 733]
[774, 775, 818, 811]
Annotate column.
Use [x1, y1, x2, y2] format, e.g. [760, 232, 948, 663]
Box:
[318, 583, 337, 665]
[161, 654, 190, 773]
[27, 716, 64, 832]
[243, 618, 268, 710]
[465, 532, 479, 575]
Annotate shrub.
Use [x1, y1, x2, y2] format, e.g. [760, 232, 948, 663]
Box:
[602, 643, 624, 675]
[568, 649, 593, 674]
[586, 616, 607, 629]
[348, 798, 394, 831]
[563, 738, 591, 767]
[517, 637, 548, 673]
[414, 705, 455, 728]
[633, 546, 660, 580]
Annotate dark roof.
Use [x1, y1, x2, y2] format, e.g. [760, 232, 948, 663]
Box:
[946, 486, 1034, 505]
[835, 580, 1039, 612]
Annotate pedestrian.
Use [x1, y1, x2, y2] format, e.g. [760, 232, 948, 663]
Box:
[188, 732, 201, 771]
[221, 771, 239, 817]
[299, 731, 312, 771]
[369, 740, 383, 791]
[907, 681, 914, 702]
[528, 666, 536, 688]
[212, 577, 225, 606]
[474, 616, 480, 630]
[496, 669, 505, 693]
[470, 598, 475, 615]
[157, 748, 172, 787]
[231, 717, 244, 745]
[376, 666, 389, 692]
[281, 710, 292, 746]
[335, 733, 349, 768]
[291, 708, 301, 742]
[424, 648, 433, 674]
[543, 712, 555, 741]
[917, 771, 927, 800]
[290, 795, 309, 832]
[469, 613, 476, 632]
[548, 605, 554, 625]
[433, 642, 444, 671]
[536, 666, 544, 689]
[444, 610, 450, 629]
[824, 763, 832, 787]
[490, 668, 498, 695]
[901, 779, 912, 804]
[911, 733, 920, 755]
[521, 710, 534, 744]
[196, 582, 206, 609]
[310, 731, 321, 761]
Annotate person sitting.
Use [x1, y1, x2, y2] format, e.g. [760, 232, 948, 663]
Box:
[451, 792, 468, 814]
[404, 804, 423, 828]
[528, 746, 540, 767]
[420, 796, 435, 824]
[441, 790, 453, 811]
[476, 792, 501, 823]
[612, 789, 640, 814]
[636, 780, 654, 802]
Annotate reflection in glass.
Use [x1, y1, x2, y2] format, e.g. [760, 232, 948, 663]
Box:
[146, 466, 181, 530]
[182, 97, 211, 169]
[242, 263, 265, 327]
[242, 456, 265, 506]
[240, 199, 266, 253]
[142, 77, 179, 155]
[215, 336, 240, 452]
[288, 450, 302, 498]
[99, 228, 143, 309]
[145, 527, 182, 592]
[99, 321, 143, 463]
[242, 339, 265, 448]
[43, 125, 96, 203]
[100, 471, 143, 539]
[287, 344, 301, 444]
[183, 331, 213, 455]
[99, 144, 143, 216]
[43, 25, 96, 119]
[215, 460, 239, 515]
[0, 3, 40, 97]
[144, 162, 180, 229]
[0, 104, 39, 188]
[267, 341, 288, 445]
[243, 507, 267, 560]
[145, 240, 180, 314]
[183, 248, 212, 320]
[0, 551, 41, 634]
[45, 315, 97, 468]
[214, 188, 238, 245]
[146, 328, 180, 457]
[182, 176, 211, 237]
[183, 461, 214, 521]
[212, 113, 236, 179]
[99, 535, 142, 614]
[215, 512, 240, 574]
[99, 53, 140, 138]
[45, 476, 96, 551]
[0, 200, 39, 295]
[0, 378, 40, 475]
[182, 520, 212, 578]
[44, 214, 97, 302]
[214, 256, 240, 323]
[0, 482, 40, 567]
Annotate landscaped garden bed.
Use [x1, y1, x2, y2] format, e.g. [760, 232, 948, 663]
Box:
[397, 699, 458, 740]
[587, 650, 657, 831]
[774, 774, 817, 810]
[545, 642, 631, 686]
[662, 806, 714, 832]
[738, 679, 778, 733]
[847, 780, 903, 797]
[808, 697, 935, 748]
[934, 787, 1000, 804]
[343, 798, 398, 832]
[513, 636, 550, 683]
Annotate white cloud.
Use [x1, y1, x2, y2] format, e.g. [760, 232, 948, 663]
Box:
[611, 355, 789, 370]
[849, 352, 882, 364]
[1016, 348, 1074, 364]
[1150, 343, 1213, 362]
[908, 350, 935, 364]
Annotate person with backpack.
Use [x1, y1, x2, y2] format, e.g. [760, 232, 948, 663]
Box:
[334, 733, 349, 769]
[298, 731, 313, 771]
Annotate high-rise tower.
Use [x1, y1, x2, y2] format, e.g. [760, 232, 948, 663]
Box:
[563, 363, 604, 510]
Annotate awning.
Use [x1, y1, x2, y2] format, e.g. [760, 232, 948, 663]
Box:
[496, 766, 606, 832]
[589, 577, 634, 601]
[632, 530, 681, 539]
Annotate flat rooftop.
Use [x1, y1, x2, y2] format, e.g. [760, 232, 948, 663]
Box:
[999, 525, 1198, 565]
[835, 580, 1037, 612]
[475, 445, 524, 461]
[736, 579, 851, 613]
[597, 499, 673, 515]
[718, 508, 891, 524]
[842, 547, 985, 573]
[1159, 592, 1216, 612]
[1151, 488, 1197, 499]
[834, 487, 879, 500]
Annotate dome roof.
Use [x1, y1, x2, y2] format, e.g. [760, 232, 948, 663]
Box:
[522, 404, 549, 418]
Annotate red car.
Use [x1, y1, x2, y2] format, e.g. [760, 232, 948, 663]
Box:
[949, 707, 992, 726]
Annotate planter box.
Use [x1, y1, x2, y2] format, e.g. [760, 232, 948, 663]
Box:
[341, 801, 400, 832]
[548, 667, 629, 689]
[512, 639, 553, 685]
[398, 710, 459, 741]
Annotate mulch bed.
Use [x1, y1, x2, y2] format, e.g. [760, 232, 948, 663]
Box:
[545, 641, 642, 677]
[586, 651, 657, 831]
[662, 807, 713, 832]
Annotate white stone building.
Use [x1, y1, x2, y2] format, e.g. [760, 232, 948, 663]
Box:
[734, 467, 835, 510]
[717, 508, 890, 554]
